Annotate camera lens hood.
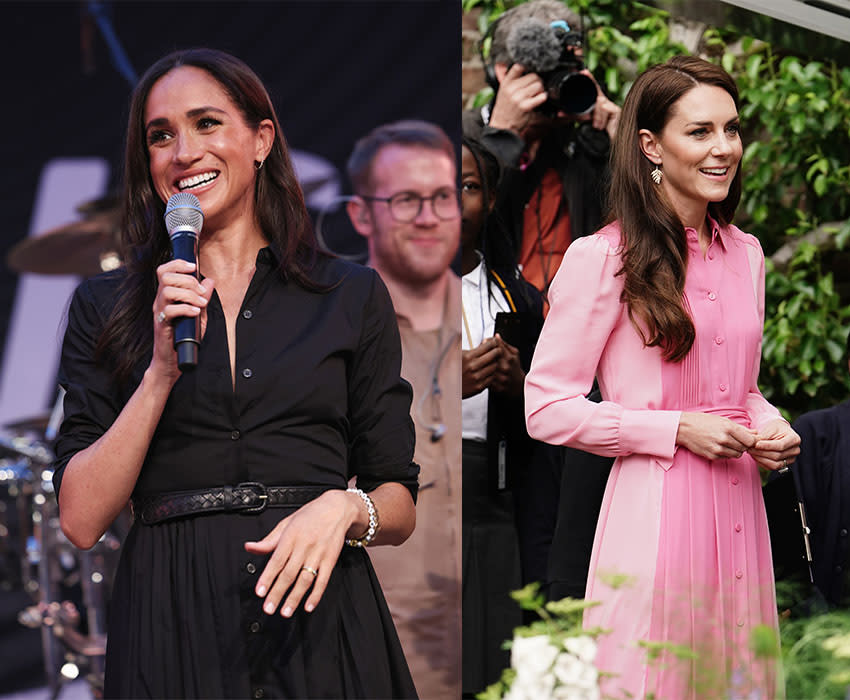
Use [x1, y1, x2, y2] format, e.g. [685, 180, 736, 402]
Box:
[549, 71, 597, 116]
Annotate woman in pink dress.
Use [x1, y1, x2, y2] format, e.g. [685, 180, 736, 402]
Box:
[525, 56, 800, 699]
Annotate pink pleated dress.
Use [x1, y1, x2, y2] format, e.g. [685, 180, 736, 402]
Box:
[525, 220, 782, 699]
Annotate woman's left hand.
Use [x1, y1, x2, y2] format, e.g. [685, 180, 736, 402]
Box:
[748, 418, 802, 471]
[243, 489, 359, 617]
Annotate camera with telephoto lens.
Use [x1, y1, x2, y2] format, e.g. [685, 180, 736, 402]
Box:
[506, 18, 598, 117]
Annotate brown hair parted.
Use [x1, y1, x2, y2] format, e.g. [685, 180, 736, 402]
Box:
[609, 55, 742, 363]
[98, 48, 324, 383]
[346, 120, 456, 196]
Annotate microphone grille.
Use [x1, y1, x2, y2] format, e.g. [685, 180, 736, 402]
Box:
[507, 18, 562, 73]
[164, 192, 204, 235]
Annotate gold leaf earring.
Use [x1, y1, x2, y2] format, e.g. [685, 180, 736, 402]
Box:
[650, 166, 662, 185]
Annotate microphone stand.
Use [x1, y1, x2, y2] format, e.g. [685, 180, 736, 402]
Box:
[85, 1, 138, 88]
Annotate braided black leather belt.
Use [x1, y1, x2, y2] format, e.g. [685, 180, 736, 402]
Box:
[133, 483, 334, 525]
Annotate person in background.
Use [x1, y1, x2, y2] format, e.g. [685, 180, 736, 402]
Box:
[52, 48, 418, 699]
[790, 330, 850, 608]
[346, 120, 462, 700]
[525, 56, 800, 698]
[468, 0, 619, 599]
[460, 120, 544, 696]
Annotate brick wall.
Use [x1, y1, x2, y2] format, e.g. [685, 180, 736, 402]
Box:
[462, 8, 489, 110]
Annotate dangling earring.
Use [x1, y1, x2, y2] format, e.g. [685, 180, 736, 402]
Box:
[255, 159, 265, 171]
[650, 165, 662, 185]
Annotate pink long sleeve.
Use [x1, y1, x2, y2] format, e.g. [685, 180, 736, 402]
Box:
[525, 229, 681, 461]
[741, 233, 785, 430]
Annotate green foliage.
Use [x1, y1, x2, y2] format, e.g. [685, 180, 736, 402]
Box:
[779, 608, 850, 700]
[477, 584, 602, 700]
[723, 39, 850, 417]
[761, 247, 850, 415]
[480, 586, 846, 698]
[464, 0, 850, 418]
[732, 48, 850, 248]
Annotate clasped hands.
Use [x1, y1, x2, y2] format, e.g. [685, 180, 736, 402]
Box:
[676, 413, 801, 471]
[462, 334, 524, 399]
[243, 489, 363, 618]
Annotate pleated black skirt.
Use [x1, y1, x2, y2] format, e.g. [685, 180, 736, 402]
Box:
[103, 505, 416, 699]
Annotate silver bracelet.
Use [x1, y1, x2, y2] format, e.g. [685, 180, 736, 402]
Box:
[345, 487, 379, 547]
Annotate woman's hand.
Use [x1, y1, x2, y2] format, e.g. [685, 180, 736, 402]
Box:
[489, 334, 525, 398]
[243, 489, 362, 617]
[748, 418, 802, 471]
[151, 259, 215, 381]
[676, 411, 758, 460]
[462, 337, 501, 398]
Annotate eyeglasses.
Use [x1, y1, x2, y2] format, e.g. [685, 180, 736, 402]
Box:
[360, 189, 460, 223]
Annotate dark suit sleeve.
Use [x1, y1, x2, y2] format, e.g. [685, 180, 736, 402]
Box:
[792, 412, 831, 538]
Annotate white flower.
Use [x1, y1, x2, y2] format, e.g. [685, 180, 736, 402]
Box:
[505, 634, 602, 699]
[505, 672, 557, 700]
[552, 681, 601, 700]
[553, 650, 599, 693]
[508, 635, 560, 699]
[511, 635, 560, 678]
[563, 636, 598, 665]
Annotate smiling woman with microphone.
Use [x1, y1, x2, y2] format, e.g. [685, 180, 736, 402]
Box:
[51, 48, 418, 699]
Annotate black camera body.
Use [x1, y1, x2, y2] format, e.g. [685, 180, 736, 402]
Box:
[506, 18, 598, 117]
[539, 24, 597, 116]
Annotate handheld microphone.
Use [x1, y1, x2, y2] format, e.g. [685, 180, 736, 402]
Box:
[164, 192, 204, 371]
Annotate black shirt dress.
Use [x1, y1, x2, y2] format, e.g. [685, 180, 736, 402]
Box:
[52, 249, 419, 699]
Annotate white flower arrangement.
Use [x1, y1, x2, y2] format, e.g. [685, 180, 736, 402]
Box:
[503, 633, 600, 700]
[479, 584, 604, 700]
[483, 580, 850, 700]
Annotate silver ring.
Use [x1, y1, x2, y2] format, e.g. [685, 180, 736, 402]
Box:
[301, 565, 318, 578]
[157, 311, 166, 324]
[782, 458, 787, 469]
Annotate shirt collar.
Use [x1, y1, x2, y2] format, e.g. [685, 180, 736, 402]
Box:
[462, 253, 485, 287]
[258, 242, 281, 267]
[684, 215, 726, 251]
[395, 272, 462, 338]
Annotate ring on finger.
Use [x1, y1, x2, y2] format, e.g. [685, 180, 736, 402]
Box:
[301, 565, 318, 578]
[782, 458, 787, 469]
[157, 311, 167, 324]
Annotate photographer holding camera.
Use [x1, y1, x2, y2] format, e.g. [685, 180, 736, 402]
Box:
[473, 0, 620, 300]
[465, 0, 619, 603]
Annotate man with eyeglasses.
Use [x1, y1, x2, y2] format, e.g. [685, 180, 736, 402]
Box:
[346, 120, 462, 700]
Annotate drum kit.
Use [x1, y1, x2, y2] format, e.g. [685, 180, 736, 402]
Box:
[2, 197, 125, 698]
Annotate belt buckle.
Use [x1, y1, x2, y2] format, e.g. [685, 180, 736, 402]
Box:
[237, 482, 269, 513]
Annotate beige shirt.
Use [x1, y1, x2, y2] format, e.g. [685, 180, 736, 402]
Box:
[367, 273, 462, 700]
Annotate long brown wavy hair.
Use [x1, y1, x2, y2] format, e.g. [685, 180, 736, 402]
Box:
[609, 55, 742, 362]
[97, 48, 325, 383]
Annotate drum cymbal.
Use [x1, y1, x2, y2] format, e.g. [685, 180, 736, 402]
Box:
[7, 208, 121, 277]
[3, 413, 51, 434]
[75, 192, 120, 216]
